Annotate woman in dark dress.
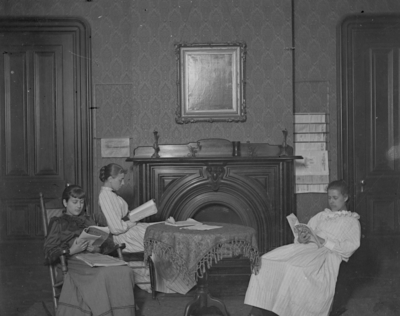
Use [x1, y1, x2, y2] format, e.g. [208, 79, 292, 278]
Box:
[44, 185, 136, 316]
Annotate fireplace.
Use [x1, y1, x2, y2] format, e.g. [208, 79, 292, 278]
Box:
[128, 139, 298, 254]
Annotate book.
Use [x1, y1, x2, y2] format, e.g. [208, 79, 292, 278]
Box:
[286, 213, 323, 248]
[76, 226, 110, 248]
[76, 253, 127, 267]
[129, 199, 158, 222]
[164, 217, 201, 227]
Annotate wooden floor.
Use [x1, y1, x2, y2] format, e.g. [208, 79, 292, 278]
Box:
[2, 237, 400, 316]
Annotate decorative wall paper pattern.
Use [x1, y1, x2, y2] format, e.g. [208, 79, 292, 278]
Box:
[3, 0, 400, 219]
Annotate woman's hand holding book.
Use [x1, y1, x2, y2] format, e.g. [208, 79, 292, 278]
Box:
[70, 238, 89, 255]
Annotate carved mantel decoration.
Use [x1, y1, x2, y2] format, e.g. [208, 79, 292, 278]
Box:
[205, 164, 225, 191]
[127, 138, 301, 254]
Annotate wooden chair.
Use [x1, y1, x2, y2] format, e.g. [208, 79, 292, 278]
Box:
[39, 192, 68, 314]
[94, 206, 157, 299]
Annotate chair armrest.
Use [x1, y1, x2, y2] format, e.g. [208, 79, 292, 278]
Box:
[60, 250, 69, 275]
[116, 243, 126, 260]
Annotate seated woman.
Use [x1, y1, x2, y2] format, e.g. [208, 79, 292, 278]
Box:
[44, 185, 136, 316]
[98, 163, 150, 253]
[244, 180, 361, 316]
[98, 163, 192, 294]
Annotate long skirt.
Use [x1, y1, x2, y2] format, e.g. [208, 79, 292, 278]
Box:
[56, 258, 136, 316]
[244, 243, 342, 316]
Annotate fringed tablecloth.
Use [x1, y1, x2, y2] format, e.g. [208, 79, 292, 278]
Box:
[144, 222, 260, 294]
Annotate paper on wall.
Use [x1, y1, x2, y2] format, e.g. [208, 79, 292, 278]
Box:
[295, 150, 329, 176]
[295, 184, 328, 193]
[101, 138, 130, 157]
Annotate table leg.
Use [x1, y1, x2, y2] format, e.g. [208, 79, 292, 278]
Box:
[184, 269, 230, 316]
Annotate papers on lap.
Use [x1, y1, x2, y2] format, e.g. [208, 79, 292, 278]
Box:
[76, 226, 110, 248]
[76, 253, 127, 267]
[287, 213, 322, 248]
[129, 199, 158, 222]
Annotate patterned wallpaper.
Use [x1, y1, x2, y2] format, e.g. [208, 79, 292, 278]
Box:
[2, 0, 400, 220]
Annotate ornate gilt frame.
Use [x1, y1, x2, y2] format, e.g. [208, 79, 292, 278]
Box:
[175, 42, 246, 123]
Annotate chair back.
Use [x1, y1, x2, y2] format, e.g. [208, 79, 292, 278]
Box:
[39, 192, 66, 314]
[40, 193, 64, 236]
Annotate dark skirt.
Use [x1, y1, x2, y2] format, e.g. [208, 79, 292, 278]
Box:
[56, 257, 136, 316]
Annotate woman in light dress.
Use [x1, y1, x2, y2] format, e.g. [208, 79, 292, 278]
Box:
[245, 180, 361, 316]
[98, 163, 150, 253]
[98, 163, 189, 294]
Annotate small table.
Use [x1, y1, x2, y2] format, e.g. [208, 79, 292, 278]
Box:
[144, 222, 260, 316]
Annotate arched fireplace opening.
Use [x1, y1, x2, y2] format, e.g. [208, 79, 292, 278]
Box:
[193, 204, 242, 225]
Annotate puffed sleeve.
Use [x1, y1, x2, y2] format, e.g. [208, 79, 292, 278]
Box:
[99, 189, 130, 235]
[44, 218, 72, 264]
[323, 217, 361, 261]
[309, 212, 361, 261]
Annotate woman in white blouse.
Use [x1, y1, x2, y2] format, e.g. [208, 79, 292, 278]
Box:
[245, 180, 361, 316]
[98, 163, 191, 294]
[98, 163, 149, 253]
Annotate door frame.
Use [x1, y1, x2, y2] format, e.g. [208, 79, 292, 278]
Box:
[0, 17, 93, 209]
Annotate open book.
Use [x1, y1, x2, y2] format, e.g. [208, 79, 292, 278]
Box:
[76, 226, 110, 248]
[287, 213, 322, 248]
[129, 199, 158, 222]
[76, 253, 127, 267]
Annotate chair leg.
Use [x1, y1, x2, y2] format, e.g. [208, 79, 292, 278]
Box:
[148, 256, 157, 299]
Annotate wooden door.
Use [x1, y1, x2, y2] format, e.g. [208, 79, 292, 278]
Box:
[340, 16, 400, 239]
[0, 18, 91, 313]
[336, 17, 400, 309]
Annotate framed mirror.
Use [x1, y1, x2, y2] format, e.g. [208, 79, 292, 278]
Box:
[175, 42, 246, 124]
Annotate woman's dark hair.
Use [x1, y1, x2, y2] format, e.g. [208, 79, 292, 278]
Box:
[99, 163, 127, 182]
[327, 180, 349, 196]
[62, 185, 86, 202]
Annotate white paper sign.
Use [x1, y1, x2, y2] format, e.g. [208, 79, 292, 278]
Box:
[101, 138, 130, 157]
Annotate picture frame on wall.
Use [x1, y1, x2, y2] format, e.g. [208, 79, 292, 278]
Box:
[175, 42, 246, 124]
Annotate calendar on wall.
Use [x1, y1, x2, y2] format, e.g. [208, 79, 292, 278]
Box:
[294, 113, 329, 193]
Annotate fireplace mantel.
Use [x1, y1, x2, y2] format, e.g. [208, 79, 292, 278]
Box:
[128, 140, 300, 254]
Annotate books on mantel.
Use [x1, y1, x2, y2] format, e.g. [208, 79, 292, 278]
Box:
[76, 253, 127, 267]
[128, 199, 158, 222]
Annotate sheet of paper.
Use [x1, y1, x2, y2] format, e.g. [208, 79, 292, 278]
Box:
[295, 123, 327, 133]
[294, 113, 327, 123]
[295, 184, 328, 193]
[180, 224, 222, 230]
[101, 138, 130, 157]
[295, 151, 329, 176]
[295, 133, 327, 142]
[165, 217, 201, 227]
[295, 142, 326, 151]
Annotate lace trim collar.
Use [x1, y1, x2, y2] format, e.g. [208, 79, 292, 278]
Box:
[325, 209, 360, 219]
